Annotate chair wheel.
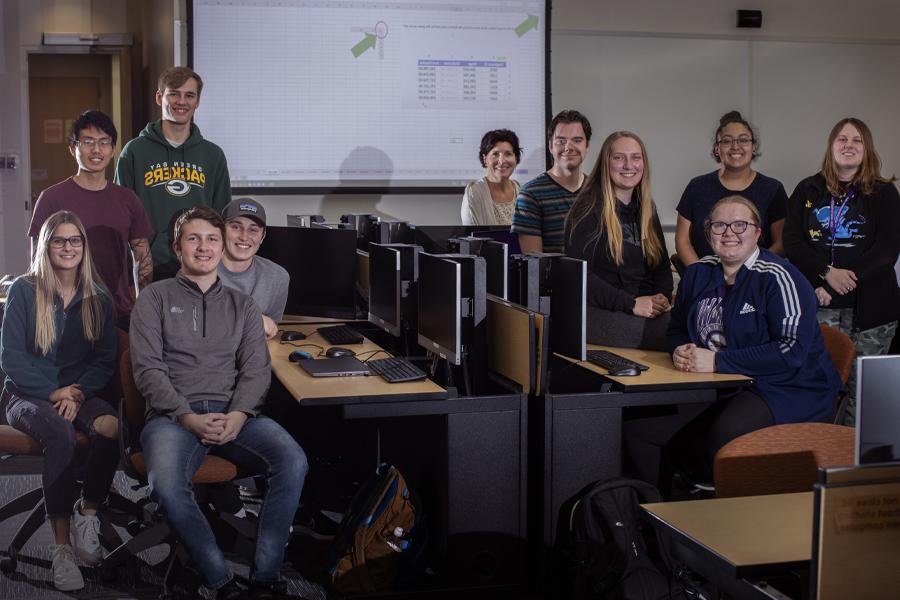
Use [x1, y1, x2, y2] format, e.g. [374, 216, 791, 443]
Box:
[0, 556, 16, 573]
[126, 520, 144, 536]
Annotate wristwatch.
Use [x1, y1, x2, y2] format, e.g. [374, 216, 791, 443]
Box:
[818, 265, 832, 280]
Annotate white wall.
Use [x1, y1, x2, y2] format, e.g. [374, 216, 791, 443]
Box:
[3, 0, 900, 273]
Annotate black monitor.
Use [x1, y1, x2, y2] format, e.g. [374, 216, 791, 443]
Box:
[341, 213, 380, 249]
[550, 257, 587, 361]
[508, 253, 562, 313]
[375, 221, 414, 245]
[417, 253, 462, 364]
[368, 243, 421, 338]
[448, 237, 508, 300]
[856, 355, 900, 464]
[257, 226, 358, 319]
[368, 244, 401, 336]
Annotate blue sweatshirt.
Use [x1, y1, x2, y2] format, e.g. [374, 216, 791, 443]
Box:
[667, 248, 840, 424]
[1, 276, 116, 401]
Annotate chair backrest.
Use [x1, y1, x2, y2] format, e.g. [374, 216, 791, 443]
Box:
[713, 422, 855, 498]
[819, 324, 855, 385]
[119, 347, 145, 431]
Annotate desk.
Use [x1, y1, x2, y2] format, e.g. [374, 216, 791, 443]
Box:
[642, 492, 812, 599]
[557, 344, 749, 391]
[541, 347, 752, 547]
[270, 324, 446, 408]
[269, 323, 528, 590]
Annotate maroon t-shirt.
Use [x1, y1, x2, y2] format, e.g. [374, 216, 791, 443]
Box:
[29, 177, 154, 319]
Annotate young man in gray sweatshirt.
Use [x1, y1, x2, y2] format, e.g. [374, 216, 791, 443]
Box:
[130, 205, 307, 600]
[218, 197, 289, 339]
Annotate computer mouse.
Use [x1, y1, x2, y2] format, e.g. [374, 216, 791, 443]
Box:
[281, 330, 307, 342]
[608, 365, 640, 377]
[288, 350, 313, 362]
[325, 347, 356, 358]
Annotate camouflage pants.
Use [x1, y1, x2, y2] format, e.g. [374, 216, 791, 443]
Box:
[816, 308, 897, 425]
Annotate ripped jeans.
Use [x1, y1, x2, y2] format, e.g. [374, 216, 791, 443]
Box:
[4, 393, 118, 517]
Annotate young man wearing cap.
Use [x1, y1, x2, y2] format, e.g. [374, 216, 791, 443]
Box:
[218, 198, 289, 340]
[115, 66, 231, 281]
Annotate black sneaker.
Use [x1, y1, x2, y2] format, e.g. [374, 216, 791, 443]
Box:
[248, 580, 310, 600]
[217, 577, 247, 600]
[293, 507, 340, 540]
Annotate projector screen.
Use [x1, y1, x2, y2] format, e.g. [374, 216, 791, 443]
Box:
[190, 0, 549, 193]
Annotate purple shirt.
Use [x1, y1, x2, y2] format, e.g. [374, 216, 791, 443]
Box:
[29, 177, 154, 318]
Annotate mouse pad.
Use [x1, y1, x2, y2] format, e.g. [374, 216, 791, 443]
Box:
[298, 356, 371, 377]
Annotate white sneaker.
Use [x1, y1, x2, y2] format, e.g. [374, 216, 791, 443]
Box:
[70, 499, 103, 565]
[49, 544, 85, 591]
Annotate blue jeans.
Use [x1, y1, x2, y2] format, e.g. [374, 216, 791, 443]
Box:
[141, 400, 307, 589]
[5, 392, 118, 517]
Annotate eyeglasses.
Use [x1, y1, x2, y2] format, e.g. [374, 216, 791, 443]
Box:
[49, 235, 84, 248]
[716, 136, 753, 147]
[708, 221, 758, 235]
[74, 138, 114, 149]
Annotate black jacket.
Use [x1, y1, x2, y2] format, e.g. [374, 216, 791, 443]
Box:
[565, 197, 673, 313]
[784, 172, 900, 330]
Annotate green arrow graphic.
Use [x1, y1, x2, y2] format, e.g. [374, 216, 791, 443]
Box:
[351, 33, 376, 58]
[515, 14, 538, 37]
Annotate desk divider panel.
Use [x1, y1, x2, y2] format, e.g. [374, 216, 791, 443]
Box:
[487, 296, 536, 394]
[813, 464, 900, 600]
[534, 311, 548, 397]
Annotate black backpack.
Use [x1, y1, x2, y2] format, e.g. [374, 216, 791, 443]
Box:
[556, 478, 682, 600]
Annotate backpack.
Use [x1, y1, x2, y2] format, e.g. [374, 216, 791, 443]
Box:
[557, 478, 681, 600]
[327, 464, 422, 594]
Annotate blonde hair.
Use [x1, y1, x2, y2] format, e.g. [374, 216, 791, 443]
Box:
[822, 117, 897, 196]
[703, 195, 762, 244]
[29, 211, 106, 355]
[565, 131, 664, 267]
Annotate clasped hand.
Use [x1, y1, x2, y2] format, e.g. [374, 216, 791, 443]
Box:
[633, 293, 672, 319]
[49, 384, 84, 422]
[672, 343, 716, 373]
[179, 411, 248, 445]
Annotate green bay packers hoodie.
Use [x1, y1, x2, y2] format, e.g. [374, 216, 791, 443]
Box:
[115, 121, 231, 279]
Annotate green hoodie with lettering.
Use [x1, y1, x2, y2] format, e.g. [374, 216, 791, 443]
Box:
[115, 121, 231, 279]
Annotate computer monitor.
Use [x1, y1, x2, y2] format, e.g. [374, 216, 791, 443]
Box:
[417, 253, 462, 364]
[257, 226, 358, 319]
[368, 244, 401, 336]
[341, 213, 380, 250]
[448, 237, 508, 299]
[286, 214, 324, 227]
[375, 221, 414, 245]
[855, 355, 900, 464]
[508, 253, 562, 313]
[550, 257, 587, 361]
[474, 229, 521, 255]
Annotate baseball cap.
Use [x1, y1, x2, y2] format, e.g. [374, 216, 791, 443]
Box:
[222, 198, 266, 226]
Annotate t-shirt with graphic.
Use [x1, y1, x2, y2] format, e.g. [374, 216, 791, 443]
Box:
[694, 284, 728, 351]
[800, 185, 869, 309]
[115, 120, 231, 280]
[28, 177, 154, 320]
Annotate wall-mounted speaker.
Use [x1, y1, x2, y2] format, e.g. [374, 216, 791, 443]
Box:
[736, 9, 763, 28]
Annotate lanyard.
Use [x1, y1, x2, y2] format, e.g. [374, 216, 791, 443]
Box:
[828, 188, 855, 265]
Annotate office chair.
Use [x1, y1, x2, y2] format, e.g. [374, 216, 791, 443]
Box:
[713, 422, 855, 498]
[101, 347, 256, 591]
[818, 323, 856, 425]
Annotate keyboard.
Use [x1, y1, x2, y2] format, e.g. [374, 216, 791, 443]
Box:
[317, 325, 364, 345]
[366, 357, 428, 383]
[586, 349, 649, 372]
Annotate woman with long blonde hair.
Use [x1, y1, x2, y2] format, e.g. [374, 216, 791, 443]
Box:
[565, 131, 673, 349]
[0, 210, 118, 591]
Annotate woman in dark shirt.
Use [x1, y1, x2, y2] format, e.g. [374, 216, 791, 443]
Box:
[784, 117, 900, 421]
[675, 111, 788, 269]
[0, 211, 118, 591]
[565, 131, 672, 349]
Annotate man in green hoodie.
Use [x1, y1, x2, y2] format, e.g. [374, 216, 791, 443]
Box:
[115, 66, 231, 280]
